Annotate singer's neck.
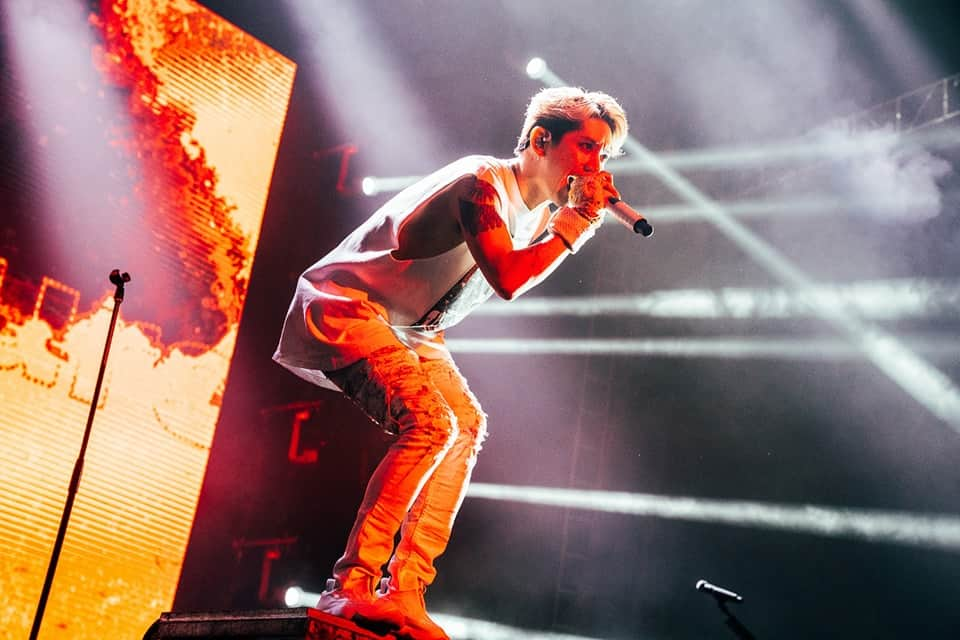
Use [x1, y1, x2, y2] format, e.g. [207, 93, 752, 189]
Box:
[510, 157, 553, 211]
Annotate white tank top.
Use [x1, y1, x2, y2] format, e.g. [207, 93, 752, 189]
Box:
[273, 155, 550, 387]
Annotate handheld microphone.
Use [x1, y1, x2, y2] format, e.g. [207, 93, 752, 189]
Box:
[695, 579, 743, 604]
[606, 198, 653, 237]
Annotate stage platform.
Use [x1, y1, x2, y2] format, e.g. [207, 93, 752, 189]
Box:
[143, 607, 400, 639]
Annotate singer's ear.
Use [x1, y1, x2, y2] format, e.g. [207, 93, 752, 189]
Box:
[529, 125, 551, 156]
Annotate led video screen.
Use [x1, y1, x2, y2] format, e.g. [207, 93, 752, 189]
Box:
[0, 1, 295, 636]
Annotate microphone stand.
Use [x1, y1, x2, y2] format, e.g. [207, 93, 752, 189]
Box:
[28, 269, 131, 640]
[717, 601, 758, 640]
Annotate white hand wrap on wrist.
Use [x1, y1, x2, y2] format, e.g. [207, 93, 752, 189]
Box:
[548, 206, 601, 254]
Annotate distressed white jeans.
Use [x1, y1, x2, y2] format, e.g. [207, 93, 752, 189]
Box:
[325, 344, 488, 593]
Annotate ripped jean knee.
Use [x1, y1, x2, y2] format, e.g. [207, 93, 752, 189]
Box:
[326, 345, 458, 448]
[419, 357, 488, 454]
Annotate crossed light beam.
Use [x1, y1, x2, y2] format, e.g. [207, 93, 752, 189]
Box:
[356, 64, 960, 429]
[360, 73, 960, 212]
[610, 103, 960, 174]
[523, 59, 960, 433]
[454, 277, 960, 359]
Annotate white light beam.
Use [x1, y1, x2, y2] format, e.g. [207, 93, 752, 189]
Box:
[472, 278, 960, 320]
[531, 61, 960, 432]
[468, 483, 960, 552]
[446, 336, 960, 360]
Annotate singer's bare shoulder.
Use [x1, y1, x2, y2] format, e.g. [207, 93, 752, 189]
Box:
[391, 177, 472, 261]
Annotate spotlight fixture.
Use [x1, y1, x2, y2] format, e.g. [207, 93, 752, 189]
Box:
[284, 586, 310, 607]
[283, 586, 301, 607]
[525, 57, 547, 79]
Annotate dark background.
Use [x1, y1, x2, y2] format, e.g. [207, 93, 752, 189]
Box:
[162, 1, 960, 638]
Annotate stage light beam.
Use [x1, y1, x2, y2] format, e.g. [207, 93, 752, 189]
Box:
[286, 2, 444, 180]
[607, 110, 960, 174]
[471, 278, 960, 320]
[446, 336, 960, 360]
[467, 483, 960, 552]
[348, 74, 960, 200]
[528, 65, 960, 433]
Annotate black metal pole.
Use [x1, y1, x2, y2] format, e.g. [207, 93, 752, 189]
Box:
[719, 601, 758, 640]
[28, 269, 130, 640]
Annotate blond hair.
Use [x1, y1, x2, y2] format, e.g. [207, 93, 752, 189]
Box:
[514, 87, 628, 157]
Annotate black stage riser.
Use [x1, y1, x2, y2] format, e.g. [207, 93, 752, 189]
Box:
[143, 608, 396, 640]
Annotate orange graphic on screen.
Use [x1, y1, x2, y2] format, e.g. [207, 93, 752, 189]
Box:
[0, 1, 296, 637]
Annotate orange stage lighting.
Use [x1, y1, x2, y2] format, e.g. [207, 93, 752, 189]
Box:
[0, 1, 295, 637]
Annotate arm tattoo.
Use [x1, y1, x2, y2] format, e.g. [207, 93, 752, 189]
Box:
[460, 180, 504, 236]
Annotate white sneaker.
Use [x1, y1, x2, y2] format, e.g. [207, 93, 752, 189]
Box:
[316, 578, 405, 632]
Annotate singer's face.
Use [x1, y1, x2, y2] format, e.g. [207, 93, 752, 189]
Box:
[549, 117, 612, 205]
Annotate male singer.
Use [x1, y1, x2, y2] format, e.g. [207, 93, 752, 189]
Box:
[274, 86, 628, 640]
